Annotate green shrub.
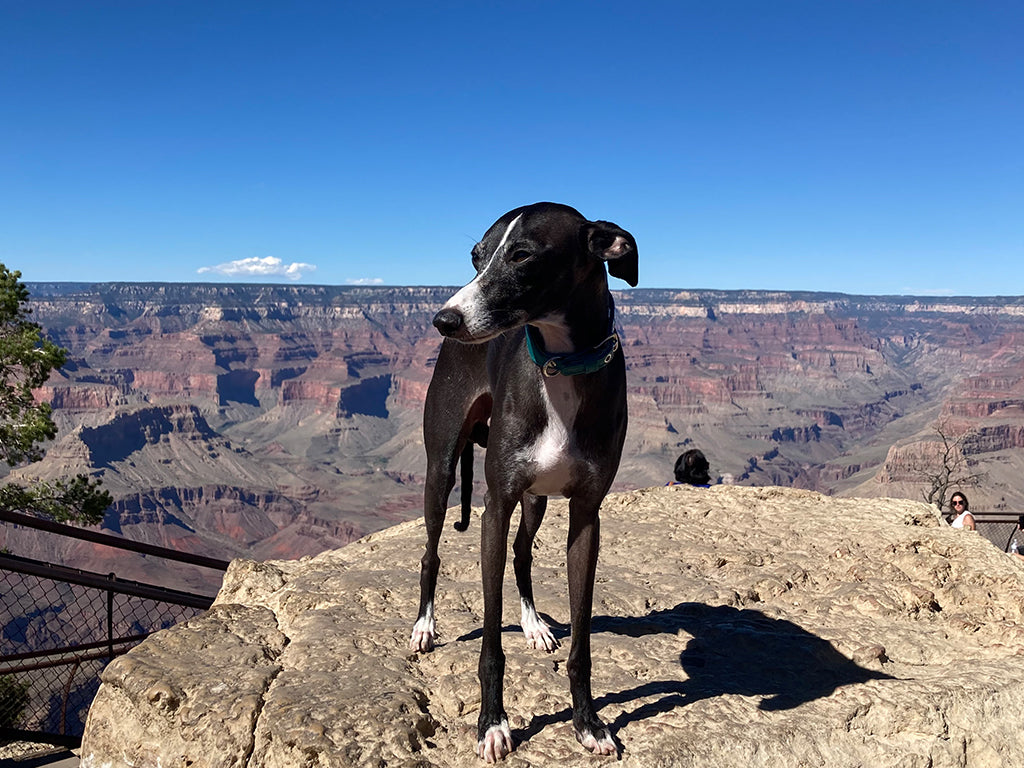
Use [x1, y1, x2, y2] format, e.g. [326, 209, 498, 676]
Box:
[0, 674, 31, 728]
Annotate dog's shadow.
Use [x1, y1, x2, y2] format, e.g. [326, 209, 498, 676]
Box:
[499, 601, 893, 745]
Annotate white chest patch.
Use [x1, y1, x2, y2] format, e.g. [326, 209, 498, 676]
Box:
[522, 377, 578, 495]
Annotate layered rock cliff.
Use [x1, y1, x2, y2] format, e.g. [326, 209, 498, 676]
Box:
[80, 486, 1024, 767]
[16, 283, 1024, 579]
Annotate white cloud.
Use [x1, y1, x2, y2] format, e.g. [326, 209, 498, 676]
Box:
[197, 257, 316, 281]
[346, 277, 384, 285]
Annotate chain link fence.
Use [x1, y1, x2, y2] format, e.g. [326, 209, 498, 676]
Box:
[1, 566, 209, 735]
[0, 511, 229, 739]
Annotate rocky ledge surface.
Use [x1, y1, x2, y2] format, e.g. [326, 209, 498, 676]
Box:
[80, 485, 1024, 767]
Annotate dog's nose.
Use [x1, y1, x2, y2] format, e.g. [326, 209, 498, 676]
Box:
[433, 308, 464, 337]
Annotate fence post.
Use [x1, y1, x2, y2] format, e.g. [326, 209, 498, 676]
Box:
[107, 573, 115, 661]
[61, 658, 82, 736]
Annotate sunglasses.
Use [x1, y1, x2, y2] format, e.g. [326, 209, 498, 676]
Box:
[952, 499, 966, 507]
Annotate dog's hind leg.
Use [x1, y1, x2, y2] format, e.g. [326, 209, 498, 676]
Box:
[513, 493, 557, 651]
[410, 434, 461, 652]
[412, 339, 490, 653]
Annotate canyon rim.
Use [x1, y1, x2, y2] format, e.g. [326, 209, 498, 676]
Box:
[79, 485, 1024, 768]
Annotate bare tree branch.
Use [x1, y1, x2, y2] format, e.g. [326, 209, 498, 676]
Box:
[905, 417, 987, 511]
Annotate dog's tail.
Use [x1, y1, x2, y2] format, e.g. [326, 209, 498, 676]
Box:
[454, 442, 473, 531]
[454, 422, 488, 532]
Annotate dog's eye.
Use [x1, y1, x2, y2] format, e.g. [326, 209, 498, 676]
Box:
[471, 245, 485, 271]
[509, 249, 532, 264]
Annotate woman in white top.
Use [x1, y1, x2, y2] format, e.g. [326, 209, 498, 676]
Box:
[948, 491, 976, 530]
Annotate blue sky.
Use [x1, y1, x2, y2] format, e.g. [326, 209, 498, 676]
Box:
[2, 1, 1021, 296]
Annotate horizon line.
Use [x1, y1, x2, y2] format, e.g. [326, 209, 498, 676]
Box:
[21, 279, 1024, 303]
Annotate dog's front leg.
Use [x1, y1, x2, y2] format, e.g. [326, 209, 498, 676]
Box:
[477, 492, 515, 762]
[566, 497, 617, 756]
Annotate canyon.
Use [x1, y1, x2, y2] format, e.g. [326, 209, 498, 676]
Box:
[7, 282, 1024, 590]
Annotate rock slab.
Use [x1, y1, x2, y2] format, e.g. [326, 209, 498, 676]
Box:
[81, 486, 1024, 767]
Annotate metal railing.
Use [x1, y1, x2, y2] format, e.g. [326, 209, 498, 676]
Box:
[0, 510, 230, 739]
[946, 511, 1022, 553]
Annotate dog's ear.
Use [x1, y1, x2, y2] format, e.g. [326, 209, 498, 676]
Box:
[584, 221, 638, 287]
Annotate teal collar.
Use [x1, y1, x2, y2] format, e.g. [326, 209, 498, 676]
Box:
[525, 325, 620, 377]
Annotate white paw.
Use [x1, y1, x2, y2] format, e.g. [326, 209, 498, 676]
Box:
[521, 600, 558, 652]
[477, 719, 514, 763]
[576, 726, 616, 756]
[409, 615, 435, 653]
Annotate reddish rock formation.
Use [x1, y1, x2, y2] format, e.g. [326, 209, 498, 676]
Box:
[16, 283, 1024, 577]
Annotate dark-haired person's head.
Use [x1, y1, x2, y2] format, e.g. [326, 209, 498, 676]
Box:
[674, 449, 711, 486]
[949, 492, 969, 511]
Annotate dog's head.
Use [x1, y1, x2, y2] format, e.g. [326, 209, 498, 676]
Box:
[434, 202, 638, 342]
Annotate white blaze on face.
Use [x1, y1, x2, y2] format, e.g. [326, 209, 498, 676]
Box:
[491, 212, 522, 257]
[442, 213, 523, 335]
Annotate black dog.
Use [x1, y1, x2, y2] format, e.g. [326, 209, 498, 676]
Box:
[410, 203, 637, 761]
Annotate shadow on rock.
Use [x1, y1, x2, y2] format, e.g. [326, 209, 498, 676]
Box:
[515, 602, 893, 744]
[594, 602, 894, 729]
